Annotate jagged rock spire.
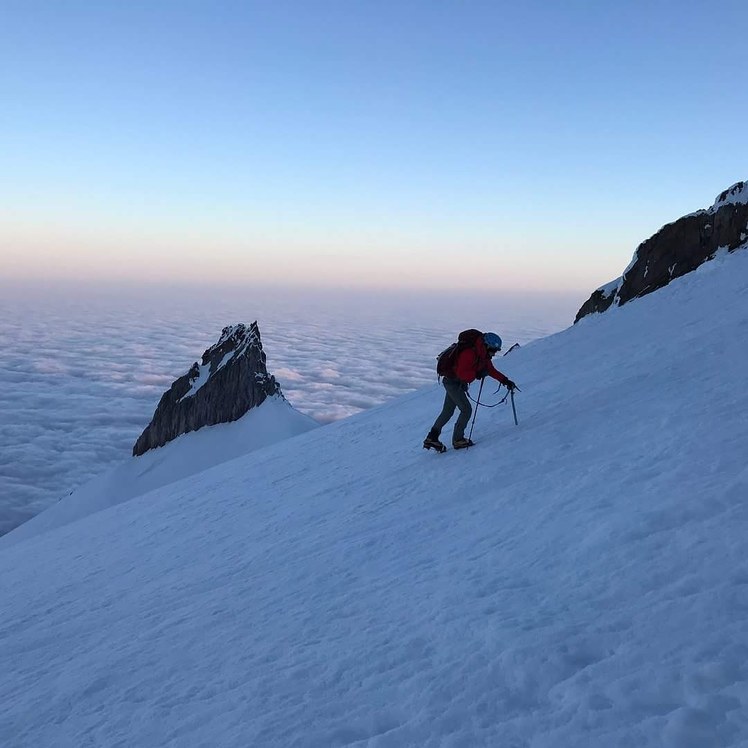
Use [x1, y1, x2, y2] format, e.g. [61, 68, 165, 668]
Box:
[133, 322, 281, 456]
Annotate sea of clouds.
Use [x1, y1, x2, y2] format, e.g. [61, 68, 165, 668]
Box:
[0, 281, 581, 535]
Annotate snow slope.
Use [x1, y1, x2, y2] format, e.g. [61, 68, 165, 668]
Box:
[1, 396, 318, 548]
[1, 250, 748, 747]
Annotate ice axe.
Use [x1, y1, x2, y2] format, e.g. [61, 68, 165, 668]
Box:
[510, 386, 519, 425]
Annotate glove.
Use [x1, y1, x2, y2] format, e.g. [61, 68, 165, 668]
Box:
[504, 379, 517, 391]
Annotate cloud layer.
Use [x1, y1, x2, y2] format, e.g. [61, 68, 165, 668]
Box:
[0, 282, 579, 535]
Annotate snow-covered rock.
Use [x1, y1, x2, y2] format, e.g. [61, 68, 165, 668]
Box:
[133, 322, 282, 456]
[712, 180, 748, 209]
[574, 275, 623, 320]
[576, 180, 748, 321]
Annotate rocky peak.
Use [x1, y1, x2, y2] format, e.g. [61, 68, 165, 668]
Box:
[575, 180, 748, 322]
[133, 322, 282, 456]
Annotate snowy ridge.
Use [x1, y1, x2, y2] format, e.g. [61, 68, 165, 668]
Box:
[712, 180, 748, 210]
[2, 251, 748, 746]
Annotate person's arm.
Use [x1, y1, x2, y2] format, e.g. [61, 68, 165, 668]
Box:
[486, 359, 515, 388]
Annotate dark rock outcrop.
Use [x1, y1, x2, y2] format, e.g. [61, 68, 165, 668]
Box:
[576, 181, 748, 322]
[133, 322, 281, 456]
[574, 279, 620, 320]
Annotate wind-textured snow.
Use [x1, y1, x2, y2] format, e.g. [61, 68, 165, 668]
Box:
[1, 251, 748, 747]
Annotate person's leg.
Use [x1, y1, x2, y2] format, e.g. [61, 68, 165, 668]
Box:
[430, 381, 458, 436]
[450, 382, 473, 443]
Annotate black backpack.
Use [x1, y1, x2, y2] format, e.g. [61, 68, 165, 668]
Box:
[436, 329, 483, 379]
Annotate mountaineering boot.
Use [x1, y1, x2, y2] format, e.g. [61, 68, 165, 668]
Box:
[452, 437, 475, 450]
[423, 430, 447, 453]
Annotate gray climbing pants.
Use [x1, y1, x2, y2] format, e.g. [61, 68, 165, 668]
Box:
[431, 377, 472, 442]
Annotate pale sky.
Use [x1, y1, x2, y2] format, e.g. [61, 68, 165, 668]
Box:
[1, 0, 745, 291]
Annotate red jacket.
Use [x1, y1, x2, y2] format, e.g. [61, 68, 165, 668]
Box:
[454, 337, 511, 385]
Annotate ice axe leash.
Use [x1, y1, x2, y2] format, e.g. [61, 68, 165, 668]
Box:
[467, 382, 517, 410]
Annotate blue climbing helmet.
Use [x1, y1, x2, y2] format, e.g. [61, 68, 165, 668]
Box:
[483, 332, 502, 354]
